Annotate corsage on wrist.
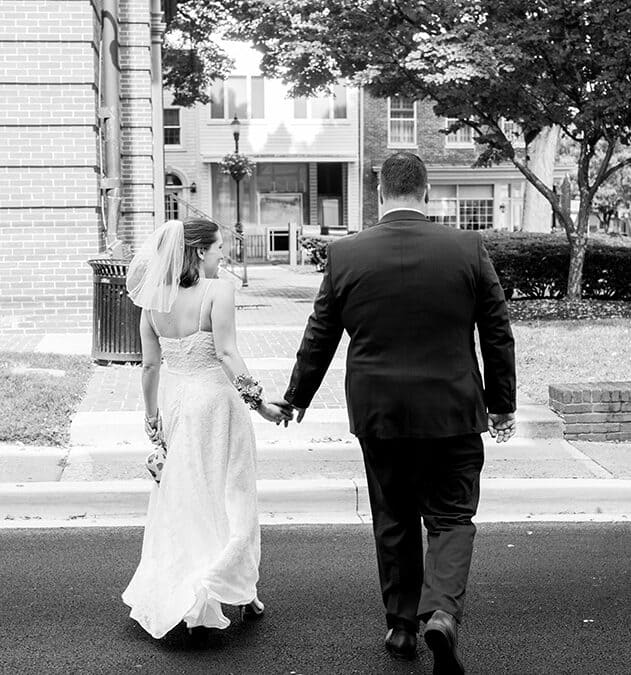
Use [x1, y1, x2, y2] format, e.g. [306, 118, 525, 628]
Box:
[233, 374, 264, 410]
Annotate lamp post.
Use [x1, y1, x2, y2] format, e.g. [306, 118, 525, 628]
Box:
[230, 115, 248, 286]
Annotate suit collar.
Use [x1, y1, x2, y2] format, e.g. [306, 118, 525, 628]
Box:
[378, 209, 433, 226]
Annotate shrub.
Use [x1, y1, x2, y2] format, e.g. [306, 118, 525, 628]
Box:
[301, 230, 631, 299]
[300, 235, 335, 271]
[481, 231, 631, 300]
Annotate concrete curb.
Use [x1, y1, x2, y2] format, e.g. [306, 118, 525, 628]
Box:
[1, 478, 629, 524]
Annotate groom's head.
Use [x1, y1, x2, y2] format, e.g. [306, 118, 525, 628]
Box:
[379, 152, 429, 207]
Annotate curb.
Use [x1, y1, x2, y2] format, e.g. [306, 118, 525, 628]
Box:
[1, 478, 630, 525]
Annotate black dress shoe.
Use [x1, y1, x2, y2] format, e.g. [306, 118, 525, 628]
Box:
[423, 610, 465, 674]
[385, 626, 417, 660]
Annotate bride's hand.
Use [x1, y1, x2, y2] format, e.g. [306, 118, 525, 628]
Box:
[257, 400, 294, 426]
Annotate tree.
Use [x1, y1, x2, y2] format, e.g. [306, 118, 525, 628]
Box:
[227, 0, 631, 299]
[559, 139, 631, 234]
[162, 1, 234, 107]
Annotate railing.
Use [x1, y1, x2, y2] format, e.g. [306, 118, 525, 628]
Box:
[168, 194, 248, 286]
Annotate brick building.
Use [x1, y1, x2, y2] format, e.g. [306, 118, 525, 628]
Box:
[361, 94, 530, 231]
[0, 0, 164, 333]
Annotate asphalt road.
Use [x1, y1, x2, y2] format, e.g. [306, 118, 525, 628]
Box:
[0, 524, 629, 674]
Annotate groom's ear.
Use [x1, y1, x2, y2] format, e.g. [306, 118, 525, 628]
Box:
[378, 184, 383, 205]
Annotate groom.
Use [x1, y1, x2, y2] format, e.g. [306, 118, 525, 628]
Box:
[283, 151, 516, 673]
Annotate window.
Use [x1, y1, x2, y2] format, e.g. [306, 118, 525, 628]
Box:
[445, 118, 474, 147]
[446, 117, 524, 147]
[210, 76, 265, 120]
[388, 96, 416, 147]
[429, 184, 494, 230]
[292, 85, 347, 119]
[427, 185, 457, 228]
[501, 119, 525, 146]
[164, 108, 181, 145]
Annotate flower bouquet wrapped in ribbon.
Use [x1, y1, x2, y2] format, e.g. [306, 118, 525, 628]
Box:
[144, 412, 167, 485]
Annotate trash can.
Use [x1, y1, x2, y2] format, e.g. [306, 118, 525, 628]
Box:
[87, 259, 142, 364]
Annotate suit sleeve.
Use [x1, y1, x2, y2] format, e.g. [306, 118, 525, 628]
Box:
[284, 245, 344, 408]
[475, 236, 516, 414]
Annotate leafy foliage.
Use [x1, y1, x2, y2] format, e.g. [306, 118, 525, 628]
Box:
[219, 153, 256, 180]
[299, 235, 336, 271]
[163, 1, 234, 107]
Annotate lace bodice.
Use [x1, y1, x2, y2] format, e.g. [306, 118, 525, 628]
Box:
[159, 331, 222, 374]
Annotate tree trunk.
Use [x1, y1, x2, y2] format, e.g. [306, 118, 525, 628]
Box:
[566, 205, 589, 300]
[521, 125, 561, 232]
[566, 237, 587, 300]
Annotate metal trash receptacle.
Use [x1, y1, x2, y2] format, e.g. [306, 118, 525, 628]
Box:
[87, 259, 142, 364]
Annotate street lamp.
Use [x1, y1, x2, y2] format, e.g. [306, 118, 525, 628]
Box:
[229, 115, 248, 285]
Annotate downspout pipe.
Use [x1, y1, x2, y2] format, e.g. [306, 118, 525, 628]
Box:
[151, 0, 166, 228]
[100, 0, 122, 249]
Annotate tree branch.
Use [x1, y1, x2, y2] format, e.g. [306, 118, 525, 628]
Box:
[511, 155, 573, 231]
[588, 140, 615, 198]
[599, 155, 631, 185]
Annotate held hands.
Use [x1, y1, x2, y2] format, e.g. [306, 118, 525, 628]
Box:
[487, 412, 516, 443]
[258, 399, 295, 426]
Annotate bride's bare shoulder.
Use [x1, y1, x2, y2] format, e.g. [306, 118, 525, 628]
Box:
[212, 277, 235, 293]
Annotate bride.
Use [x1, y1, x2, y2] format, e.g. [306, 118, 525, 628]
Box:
[121, 217, 292, 639]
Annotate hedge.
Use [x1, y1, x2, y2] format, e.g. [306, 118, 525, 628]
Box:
[300, 230, 631, 300]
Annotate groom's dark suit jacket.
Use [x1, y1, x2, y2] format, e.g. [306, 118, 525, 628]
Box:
[284, 210, 516, 438]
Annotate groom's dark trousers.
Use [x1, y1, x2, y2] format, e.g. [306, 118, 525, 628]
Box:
[285, 210, 515, 630]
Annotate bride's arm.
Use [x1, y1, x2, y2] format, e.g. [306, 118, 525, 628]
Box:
[140, 310, 161, 420]
[211, 279, 252, 381]
[212, 280, 291, 423]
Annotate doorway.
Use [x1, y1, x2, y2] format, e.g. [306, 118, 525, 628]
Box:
[317, 163, 344, 234]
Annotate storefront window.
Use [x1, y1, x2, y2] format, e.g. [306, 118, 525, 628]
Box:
[429, 184, 494, 229]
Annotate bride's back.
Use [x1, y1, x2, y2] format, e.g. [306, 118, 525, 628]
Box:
[150, 281, 212, 339]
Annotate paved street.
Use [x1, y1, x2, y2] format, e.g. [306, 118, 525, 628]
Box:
[1, 523, 629, 674]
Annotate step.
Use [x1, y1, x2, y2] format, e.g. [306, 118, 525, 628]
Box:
[1, 478, 629, 525]
[70, 404, 564, 447]
[51, 438, 611, 483]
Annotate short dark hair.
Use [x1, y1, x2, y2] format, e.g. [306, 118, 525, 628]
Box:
[380, 151, 428, 200]
[180, 217, 220, 287]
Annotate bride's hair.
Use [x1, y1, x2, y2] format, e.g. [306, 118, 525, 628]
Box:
[180, 217, 220, 288]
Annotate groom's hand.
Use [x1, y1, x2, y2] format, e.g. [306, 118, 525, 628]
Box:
[488, 412, 516, 443]
[268, 399, 295, 427]
[276, 399, 306, 424]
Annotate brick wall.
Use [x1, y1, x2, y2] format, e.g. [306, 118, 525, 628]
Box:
[549, 383, 631, 441]
[0, 0, 102, 333]
[362, 94, 483, 228]
[0, 0, 159, 333]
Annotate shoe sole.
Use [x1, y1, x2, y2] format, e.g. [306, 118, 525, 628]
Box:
[424, 628, 465, 675]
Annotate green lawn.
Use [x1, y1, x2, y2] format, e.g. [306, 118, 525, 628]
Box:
[0, 352, 93, 446]
[513, 319, 631, 404]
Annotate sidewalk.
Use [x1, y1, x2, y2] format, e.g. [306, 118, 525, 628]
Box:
[1, 264, 631, 525]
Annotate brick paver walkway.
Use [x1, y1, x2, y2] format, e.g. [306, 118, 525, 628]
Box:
[74, 264, 350, 413]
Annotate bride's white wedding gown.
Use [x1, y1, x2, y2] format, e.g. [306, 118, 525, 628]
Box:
[122, 296, 260, 639]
